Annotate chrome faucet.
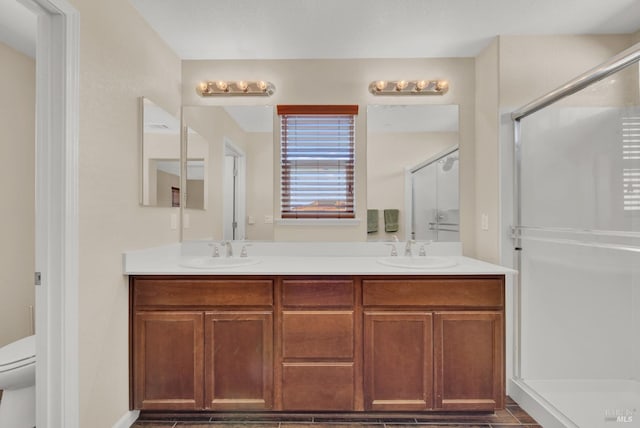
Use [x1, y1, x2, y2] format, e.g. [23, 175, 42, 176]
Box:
[404, 240, 416, 257]
[222, 241, 233, 257]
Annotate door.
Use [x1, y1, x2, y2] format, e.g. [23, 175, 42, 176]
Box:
[363, 312, 433, 411]
[132, 311, 204, 410]
[434, 311, 504, 410]
[204, 311, 273, 410]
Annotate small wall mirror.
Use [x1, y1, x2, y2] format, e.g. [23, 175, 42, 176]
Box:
[140, 97, 181, 207]
[366, 104, 459, 241]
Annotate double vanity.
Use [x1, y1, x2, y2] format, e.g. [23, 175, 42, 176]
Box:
[125, 242, 513, 414]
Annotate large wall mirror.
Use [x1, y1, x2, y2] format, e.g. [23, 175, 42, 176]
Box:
[182, 105, 274, 242]
[366, 105, 459, 242]
[177, 104, 459, 243]
[140, 97, 181, 207]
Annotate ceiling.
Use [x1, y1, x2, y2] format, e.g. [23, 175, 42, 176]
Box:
[128, 0, 640, 60]
[2, 0, 639, 60]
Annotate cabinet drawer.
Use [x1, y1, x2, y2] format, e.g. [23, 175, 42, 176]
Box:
[282, 311, 354, 359]
[282, 363, 354, 410]
[363, 278, 503, 309]
[133, 278, 273, 307]
[282, 279, 354, 308]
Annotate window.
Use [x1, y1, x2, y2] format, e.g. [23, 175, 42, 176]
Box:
[278, 105, 358, 219]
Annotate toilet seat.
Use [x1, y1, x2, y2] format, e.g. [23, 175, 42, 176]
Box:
[0, 336, 35, 374]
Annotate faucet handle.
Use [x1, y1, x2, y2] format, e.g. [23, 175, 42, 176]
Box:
[209, 242, 220, 257]
[240, 243, 252, 258]
[385, 243, 398, 257]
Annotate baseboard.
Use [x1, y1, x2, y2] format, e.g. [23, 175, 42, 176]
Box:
[508, 378, 577, 428]
[112, 410, 139, 428]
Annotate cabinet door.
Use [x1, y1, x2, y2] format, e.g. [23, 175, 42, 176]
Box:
[364, 312, 433, 411]
[204, 311, 273, 410]
[132, 311, 204, 410]
[434, 311, 504, 410]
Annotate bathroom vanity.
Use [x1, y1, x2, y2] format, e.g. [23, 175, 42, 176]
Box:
[126, 244, 511, 414]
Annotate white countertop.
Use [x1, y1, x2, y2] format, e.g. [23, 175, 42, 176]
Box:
[123, 242, 516, 276]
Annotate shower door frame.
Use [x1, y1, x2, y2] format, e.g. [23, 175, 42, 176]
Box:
[509, 42, 640, 425]
[404, 144, 459, 242]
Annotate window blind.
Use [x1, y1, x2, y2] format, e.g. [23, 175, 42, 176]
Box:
[278, 105, 357, 219]
[623, 115, 640, 211]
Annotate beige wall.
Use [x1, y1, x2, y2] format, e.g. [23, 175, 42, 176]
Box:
[69, 0, 182, 426]
[182, 58, 477, 251]
[367, 131, 458, 241]
[474, 39, 501, 263]
[0, 41, 35, 347]
[246, 132, 275, 240]
[499, 35, 634, 109]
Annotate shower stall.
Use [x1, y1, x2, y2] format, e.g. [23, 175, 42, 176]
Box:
[510, 44, 640, 427]
[409, 147, 459, 242]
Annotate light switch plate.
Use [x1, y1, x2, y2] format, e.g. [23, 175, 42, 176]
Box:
[481, 214, 489, 231]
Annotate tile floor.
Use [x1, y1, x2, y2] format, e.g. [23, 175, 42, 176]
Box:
[131, 397, 540, 428]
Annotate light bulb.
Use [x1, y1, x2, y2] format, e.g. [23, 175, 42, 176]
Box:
[198, 82, 209, 93]
[415, 80, 428, 91]
[215, 81, 228, 91]
[374, 80, 386, 91]
[396, 80, 408, 91]
[435, 80, 449, 91]
[237, 81, 248, 92]
[257, 81, 268, 91]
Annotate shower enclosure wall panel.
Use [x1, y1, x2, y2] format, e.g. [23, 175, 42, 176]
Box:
[410, 149, 460, 242]
[512, 44, 640, 428]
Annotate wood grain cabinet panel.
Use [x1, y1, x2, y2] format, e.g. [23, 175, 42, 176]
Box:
[134, 278, 273, 307]
[362, 278, 503, 308]
[434, 312, 504, 411]
[364, 312, 433, 411]
[282, 279, 354, 307]
[204, 311, 273, 410]
[133, 311, 204, 410]
[282, 311, 354, 359]
[282, 363, 354, 410]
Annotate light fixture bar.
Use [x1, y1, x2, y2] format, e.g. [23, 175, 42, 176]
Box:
[196, 80, 275, 97]
[368, 80, 449, 95]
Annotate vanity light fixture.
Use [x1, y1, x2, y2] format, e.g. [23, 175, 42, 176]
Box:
[196, 80, 275, 96]
[368, 79, 449, 95]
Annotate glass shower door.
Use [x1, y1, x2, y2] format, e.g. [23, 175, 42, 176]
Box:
[411, 149, 459, 241]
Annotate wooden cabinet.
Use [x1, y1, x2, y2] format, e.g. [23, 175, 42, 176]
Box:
[364, 312, 433, 411]
[132, 311, 204, 410]
[130, 274, 505, 414]
[362, 276, 504, 412]
[278, 278, 359, 411]
[434, 311, 504, 410]
[204, 311, 273, 410]
[130, 277, 274, 411]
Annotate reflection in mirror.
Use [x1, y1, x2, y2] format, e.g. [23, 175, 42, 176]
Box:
[185, 128, 207, 210]
[366, 105, 459, 241]
[181, 105, 274, 242]
[141, 97, 181, 207]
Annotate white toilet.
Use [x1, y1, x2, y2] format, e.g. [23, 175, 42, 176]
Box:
[0, 335, 35, 428]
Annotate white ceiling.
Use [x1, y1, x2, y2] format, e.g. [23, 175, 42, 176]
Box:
[127, 0, 640, 60]
[0, 0, 36, 57]
[2, 0, 639, 60]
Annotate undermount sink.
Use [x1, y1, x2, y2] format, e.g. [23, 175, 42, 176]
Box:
[180, 256, 260, 269]
[377, 256, 457, 269]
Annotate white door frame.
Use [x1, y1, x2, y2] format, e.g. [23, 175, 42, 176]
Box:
[20, 0, 80, 426]
[223, 137, 246, 240]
